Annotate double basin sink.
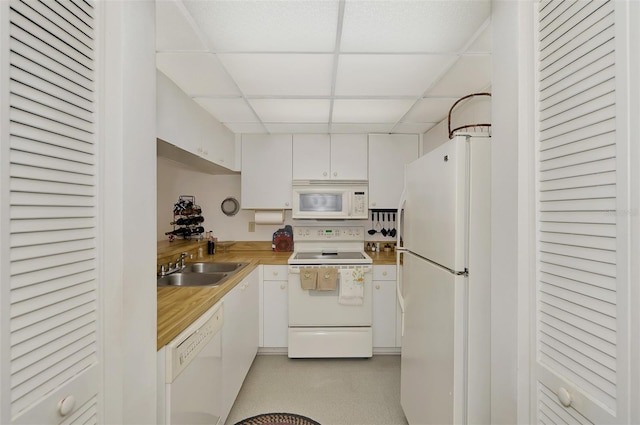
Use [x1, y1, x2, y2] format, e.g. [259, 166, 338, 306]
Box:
[157, 262, 249, 287]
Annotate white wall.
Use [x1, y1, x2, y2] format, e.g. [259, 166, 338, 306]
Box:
[490, 1, 534, 424]
[157, 157, 278, 242]
[103, 1, 157, 423]
[157, 157, 396, 244]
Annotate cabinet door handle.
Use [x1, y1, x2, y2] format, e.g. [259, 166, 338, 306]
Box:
[280, 284, 286, 290]
[323, 171, 328, 177]
[382, 271, 388, 276]
[375, 284, 380, 290]
[333, 171, 337, 177]
[273, 271, 279, 277]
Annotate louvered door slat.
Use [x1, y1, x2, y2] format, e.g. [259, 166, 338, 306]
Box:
[539, 0, 581, 40]
[11, 269, 95, 303]
[9, 21, 93, 86]
[11, 79, 93, 123]
[20, 0, 94, 49]
[539, 184, 615, 203]
[540, 262, 616, 292]
[11, 239, 95, 264]
[11, 217, 95, 235]
[11, 192, 95, 208]
[539, 156, 615, 182]
[10, 94, 94, 134]
[10, 304, 95, 347]
[540, 282, 616, 319]
[535, 1, 622, 421]
[11, 314, 94, 360]
[539, 312, 615, 358]
[540, 221, 616, 238]
[10, 151, 95, 177]
[10, 163, 95, 186]
[6, 0, 100, 421]
[540, 231, 615, 251]
[539, 251, 616, 277]
[540, 132, 614, 161]
[11, 178, 94, 197]
[11, 332, 95, 383]
[10, 3, 93, 68]
[541, 88, 615, 130]
[540, 323, 616, 370]
[539, 104, 615, 141]
[10, 43, 93, 99]
[11, 228, 94, 248]
[10, 108, 93, 144]
[540, 119, 615, 150]
[10, 122, 93, 155]
[540, 54, 615, 110]
[541, 20, 614, 89]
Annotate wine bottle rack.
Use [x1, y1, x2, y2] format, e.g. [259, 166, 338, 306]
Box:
[166, 195, 205, 240]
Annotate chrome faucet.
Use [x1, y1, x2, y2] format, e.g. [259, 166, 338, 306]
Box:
[158, 252, 189, 277]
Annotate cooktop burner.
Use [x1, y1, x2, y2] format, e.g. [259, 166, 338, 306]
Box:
[288, 226, 372, 265]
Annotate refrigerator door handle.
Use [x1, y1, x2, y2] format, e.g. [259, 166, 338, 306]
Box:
[396, 187, 408, 336]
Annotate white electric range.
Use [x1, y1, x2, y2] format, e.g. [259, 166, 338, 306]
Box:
[287, 226, 373, 358]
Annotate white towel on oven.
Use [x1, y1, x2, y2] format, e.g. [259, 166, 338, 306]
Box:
[339, 268, 365, 305]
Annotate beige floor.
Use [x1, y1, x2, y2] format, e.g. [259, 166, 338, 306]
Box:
[225, 354, 408, 425]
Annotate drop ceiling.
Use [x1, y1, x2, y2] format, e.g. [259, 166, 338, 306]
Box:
[156, 0, 492, 135]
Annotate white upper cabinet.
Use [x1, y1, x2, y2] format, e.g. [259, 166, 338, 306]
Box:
[368, 134, 419, 209]
[157, 71, 237, 171]
[241, 134, 293, 209]
[293, 134, 367, 180]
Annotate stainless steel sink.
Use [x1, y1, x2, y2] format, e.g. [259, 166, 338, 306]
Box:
[157, 272, 229, 287]
[182, 262, 249, 274]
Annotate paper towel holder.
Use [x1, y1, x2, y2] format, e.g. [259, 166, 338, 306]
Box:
[221, 197, 240, 216]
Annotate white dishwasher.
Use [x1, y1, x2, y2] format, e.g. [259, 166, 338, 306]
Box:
[158, 301, 224, 425]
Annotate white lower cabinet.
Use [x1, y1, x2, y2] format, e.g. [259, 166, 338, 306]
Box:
[261, 265, 289, 348]
[222, 268, 259, 421]
[372, 265, 400, 349]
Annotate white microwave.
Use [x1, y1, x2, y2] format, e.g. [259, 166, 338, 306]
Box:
[292, 180, 368, 219]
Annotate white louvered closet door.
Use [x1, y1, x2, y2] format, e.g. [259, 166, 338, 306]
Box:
[534, 1, 629, 423]
[3, 0, 101, 424]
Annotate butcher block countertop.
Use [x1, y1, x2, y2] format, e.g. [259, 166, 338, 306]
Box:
[157, 240, 396, 349]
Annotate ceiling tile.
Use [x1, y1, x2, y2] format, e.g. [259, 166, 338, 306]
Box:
[156, 0, 207, 51]
[341, 0, 491, 53]
[335, 54, 457, 96]
[330, 123, 395, 133]
[218, 54, 334, 96]
[332, 99, 416, 123]
[264, 123, 330, 133]
[183, 0, 339, 52]
[156, 53, 240, 96]
[426, 55, 492, 97]
[249, 99, 330, 123]
[393, 123, 437, 134]
[223, 122, 268, 133]
[402, 98, 458, 123]
[194, 98, 258, 123]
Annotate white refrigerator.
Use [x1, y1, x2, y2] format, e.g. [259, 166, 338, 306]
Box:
[396, 134, 491, 425]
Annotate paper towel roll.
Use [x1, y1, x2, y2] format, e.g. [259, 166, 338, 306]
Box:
[254, 210, 284, 225]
